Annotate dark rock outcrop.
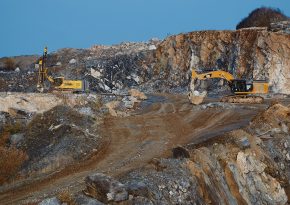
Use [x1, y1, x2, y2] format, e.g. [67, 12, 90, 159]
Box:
[84, 173, 128, 203]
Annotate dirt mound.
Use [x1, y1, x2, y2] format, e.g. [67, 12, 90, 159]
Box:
[21, 105, 102, 176]
[250, 103, 290, 135]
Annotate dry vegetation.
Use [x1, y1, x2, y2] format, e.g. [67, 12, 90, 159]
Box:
[58, 188, 77, 205]
[0, 128, 27, 185]
[3, 58, 15, 71]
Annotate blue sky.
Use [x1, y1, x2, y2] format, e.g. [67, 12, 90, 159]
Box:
[0, 0, 289, 57]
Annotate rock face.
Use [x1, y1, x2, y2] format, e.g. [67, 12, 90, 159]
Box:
[155, 30, 290, 94]
[270, 21, 290, 34]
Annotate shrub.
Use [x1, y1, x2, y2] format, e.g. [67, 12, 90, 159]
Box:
[0, 146, 28, 184]
[3, 122, 23, 134]
[0, 131, 10, 146]
[0, 130, 28, 184]
[58, 188, 76, 205]
[3, 58, 15, 71]
[236, 7, 289, 29]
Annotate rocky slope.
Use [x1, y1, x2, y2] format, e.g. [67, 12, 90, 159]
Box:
[1, 29, 290, 95]
[36, 102, 290, 205]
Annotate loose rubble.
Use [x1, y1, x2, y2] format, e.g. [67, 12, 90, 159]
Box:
[69, 103, 290, 205]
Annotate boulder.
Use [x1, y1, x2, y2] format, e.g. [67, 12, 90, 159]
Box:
[125, 196, 154, 205]
[8, 107, 30, 118]
[75, 194, 105, 205]
[127, 181, 150, 198]
[84, 173, 128, 203]
[38, 197, 61, 205]
[91, 68, 102, 79]
[122, 96, 139, 109]
[105, 101, 120, 116]
[69, 59, 77, 64]
[128, 89, 147, 100]
[10, 133, 24, 145]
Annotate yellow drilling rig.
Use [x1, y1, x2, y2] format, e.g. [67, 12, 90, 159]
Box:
[37, 47, 89, 93]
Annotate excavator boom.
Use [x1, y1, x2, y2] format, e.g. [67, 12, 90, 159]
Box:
[192, 70, 235, 81]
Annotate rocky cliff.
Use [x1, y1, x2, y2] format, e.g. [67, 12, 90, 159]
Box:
[155, 29, 290, 94]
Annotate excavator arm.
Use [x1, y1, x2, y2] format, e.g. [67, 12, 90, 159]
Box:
[191, 69, 234, 82]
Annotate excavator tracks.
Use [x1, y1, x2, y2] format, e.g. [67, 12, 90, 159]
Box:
[220, 95, 264, 104]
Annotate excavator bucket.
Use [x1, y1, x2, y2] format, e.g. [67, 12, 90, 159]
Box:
[188, 79, 207, 105]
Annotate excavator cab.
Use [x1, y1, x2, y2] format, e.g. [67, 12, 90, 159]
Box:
[53, 77, 64, 86]
[230, 80, 253, 93]
[230, 79, 268, 95]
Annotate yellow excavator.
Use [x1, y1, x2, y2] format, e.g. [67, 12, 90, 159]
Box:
[37, 47, 89, 92]
[190, 69, 269, 103]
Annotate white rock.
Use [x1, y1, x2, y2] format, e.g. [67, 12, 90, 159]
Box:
[104, 84, 111, 91]
[48, 124, 63, 131]
[69, 59, 77, 64]
[131, 74, 141, 84]
[237, 152, 266, 174]
[107, 192, 114, 201]
[39, 197, 61, 205]
[193, 90, 200, 96]
[15, 67, 20, 72]
[149, 45, 156, 50]
[281, 123, 289, 133]
[122, 96, 139, 109]
[286, 153, 290, 161]
[56, 62, 62, 66]
[91, 68, 102, 78]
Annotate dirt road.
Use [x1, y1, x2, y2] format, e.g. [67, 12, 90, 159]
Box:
[0, 94, 268, 204]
